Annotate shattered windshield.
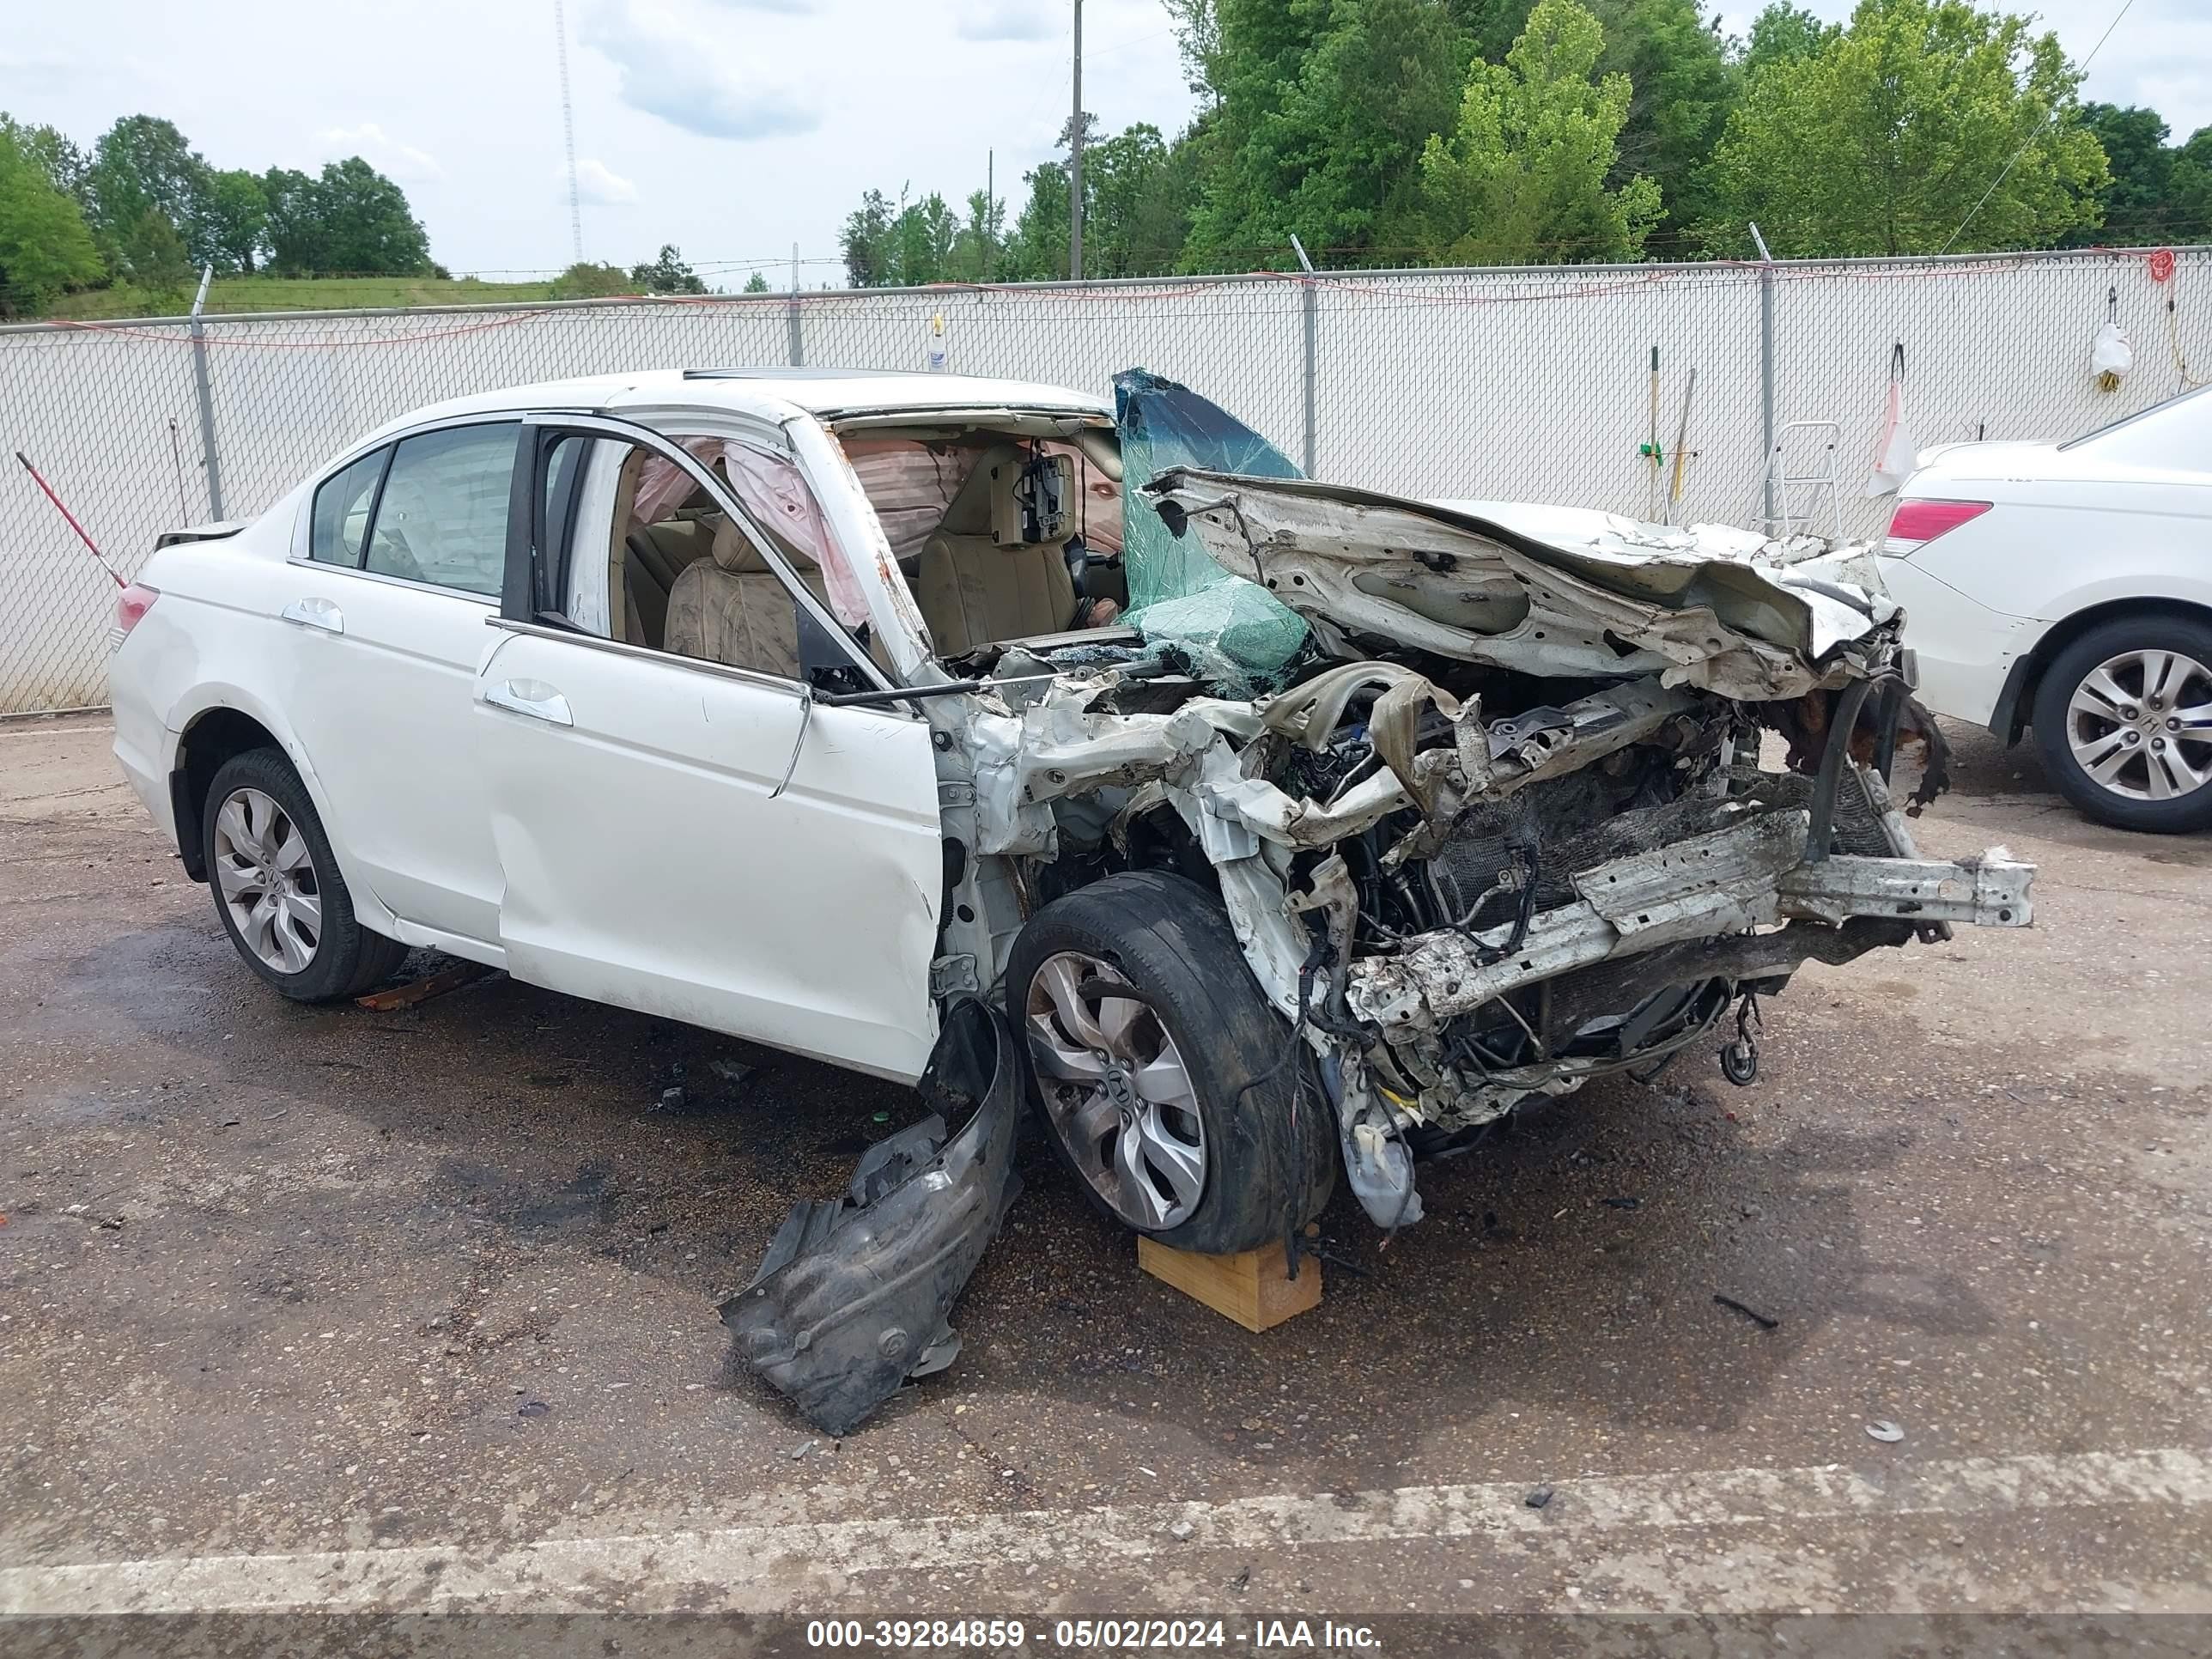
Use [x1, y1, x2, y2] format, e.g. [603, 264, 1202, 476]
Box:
[1115, 368, 1310, 694]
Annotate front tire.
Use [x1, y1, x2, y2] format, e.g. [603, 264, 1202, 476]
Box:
[1007, 871, 1334, 1255]
[2033, 614, 2212, 833]
[203, 748, 408, 1002]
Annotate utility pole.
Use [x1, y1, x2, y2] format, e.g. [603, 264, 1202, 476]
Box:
[1069, 0, 1085, 281]
[987, 149, 995, 275]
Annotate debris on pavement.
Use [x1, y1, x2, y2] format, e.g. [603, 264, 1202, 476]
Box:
[1168, 1519, 1195, 1541]
[354, 960, 492, 1012]
[720, 999, 1024, 1437]
[1526, 1484, 1556, 1509]
[1866, 1419, 1905, 1443]
[1714, 1293, 1781, 1330]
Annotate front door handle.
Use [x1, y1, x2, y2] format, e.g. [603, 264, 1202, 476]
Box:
[279, 597, 343, 635]
[482, 678, 573, 727]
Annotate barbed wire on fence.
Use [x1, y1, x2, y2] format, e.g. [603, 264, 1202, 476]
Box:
[3, 245, 2208, 715]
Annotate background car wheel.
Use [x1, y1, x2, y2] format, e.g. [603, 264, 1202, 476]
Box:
[202, 748, 409, 1001]
[2033, 614, 2212, 833]
[1007, 870, 1334, 1255]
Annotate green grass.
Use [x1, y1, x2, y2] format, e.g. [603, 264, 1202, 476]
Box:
[41, 273, 593, 322]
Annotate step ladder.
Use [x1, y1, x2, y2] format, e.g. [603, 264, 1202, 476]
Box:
[1753, 420, 1845, 539]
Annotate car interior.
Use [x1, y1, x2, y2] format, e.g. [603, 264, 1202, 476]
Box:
[602, 422, 1132, 686]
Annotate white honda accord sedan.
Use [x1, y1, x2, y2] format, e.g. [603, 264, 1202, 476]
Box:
[1876, 386, 2212, 833]
[110, 365, 2033, 1268]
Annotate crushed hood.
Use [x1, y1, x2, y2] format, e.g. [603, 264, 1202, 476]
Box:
[1145, 471, 1899, 702]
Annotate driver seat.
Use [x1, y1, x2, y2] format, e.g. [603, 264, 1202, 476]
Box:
[915, 445, 1079, 655]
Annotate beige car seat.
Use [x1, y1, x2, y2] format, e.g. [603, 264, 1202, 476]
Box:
[623, 519, 720, 647]
[663, 518, 831, 678]
[915, 445, 1079, 655]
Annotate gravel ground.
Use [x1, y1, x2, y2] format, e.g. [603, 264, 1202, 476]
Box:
[1, 712, 2207, 1643]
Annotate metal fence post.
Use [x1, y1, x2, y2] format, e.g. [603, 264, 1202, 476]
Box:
[1750, 224, 1776, 531]
[187, 266, 225, 521]
[1291, 234, 1317, 477]
[787, 242, 804, 368]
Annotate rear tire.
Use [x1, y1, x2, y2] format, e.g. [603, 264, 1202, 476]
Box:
[1007, 871, 1334, 1255]
[202, 748, 408, 1002]
[2032, 614, 2212, 833]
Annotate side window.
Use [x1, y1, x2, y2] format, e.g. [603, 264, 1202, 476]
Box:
[309, 447, 388, 567]
[601, 437, 855, 688]
[362, 423, 518, 597]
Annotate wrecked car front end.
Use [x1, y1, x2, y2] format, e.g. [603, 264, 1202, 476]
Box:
[939, 466, 2032, 1231]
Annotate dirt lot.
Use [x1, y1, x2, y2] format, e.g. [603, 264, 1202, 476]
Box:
[2, 713, 2208, 1641]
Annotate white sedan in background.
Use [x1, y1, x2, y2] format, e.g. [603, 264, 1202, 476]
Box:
[1877, 386, 2212, 833]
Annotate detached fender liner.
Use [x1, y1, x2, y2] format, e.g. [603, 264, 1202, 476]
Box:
[720, 998, 1024, 1437]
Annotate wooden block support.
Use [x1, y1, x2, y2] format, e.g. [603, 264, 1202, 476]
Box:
[1137, 1236, 1322, 1333]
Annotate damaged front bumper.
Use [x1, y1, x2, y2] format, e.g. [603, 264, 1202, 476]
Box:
[1346, 802, 2033, 1033]
[720, 999, 1023, 1437]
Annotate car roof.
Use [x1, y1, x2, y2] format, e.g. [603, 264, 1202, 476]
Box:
[367, 368, 1112, 441]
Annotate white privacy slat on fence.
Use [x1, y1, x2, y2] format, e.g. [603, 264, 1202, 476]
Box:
[3, 246, 2208, 715]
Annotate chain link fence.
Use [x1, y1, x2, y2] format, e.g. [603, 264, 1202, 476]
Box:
[4, 244, 2207, 715]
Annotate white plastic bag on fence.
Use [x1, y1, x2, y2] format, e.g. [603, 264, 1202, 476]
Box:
[2091, 320, 2132, 392]
[1866, 343, 1917, 497]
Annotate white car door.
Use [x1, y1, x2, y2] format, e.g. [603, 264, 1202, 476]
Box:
[471, 414, 944, 1081]
[277, 417, 523, 949]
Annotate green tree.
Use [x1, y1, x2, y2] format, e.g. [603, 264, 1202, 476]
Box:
[1741, 1, 1835, 72]
[893, 191, 959, 285]
[630, 243, 708, 294]
[1416, 0, 1661, 263]
[310, 156, 431, 274]
[0, 114, 89, 200]
[839, 188, 896, 285]
[118, 205, 193, 302]
[1000, 161, 1072, 280]
[741, 270, 772, 294]
[86, 115, 211, 265]
[550, 262, 632, 298]
[260, 167, 319, 274]
[203, 168, 268, 274]
[1188, 0, 1471, 264]
[1589, 0, 1735, 241]
[2174, 127, 2212, 240]
[1084, 123, 1200, 276]
[950, 187, 1006, 283]
[2063, 104, 2176, 246]
[1449, 0, 1539, 60]
[0, 122, 103, 316]
[1697, 0, 2107, 258]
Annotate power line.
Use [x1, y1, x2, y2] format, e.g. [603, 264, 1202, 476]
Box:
[1939, 0, 2138, 254]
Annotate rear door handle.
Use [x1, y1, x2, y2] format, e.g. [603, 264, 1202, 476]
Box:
[280, 597, 343, 635]
[482, 678, 573, 727]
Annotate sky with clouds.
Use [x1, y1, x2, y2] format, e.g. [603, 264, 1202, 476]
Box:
[0, 0, 2203, 288]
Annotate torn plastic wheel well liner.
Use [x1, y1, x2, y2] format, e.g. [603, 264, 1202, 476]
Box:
[719, 997, 1024, 1437]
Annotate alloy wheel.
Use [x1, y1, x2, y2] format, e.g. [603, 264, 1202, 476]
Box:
[1024, 951, 1206, 1231]
[210, 786, 323, 974]
[2064, 648, 2212, 803]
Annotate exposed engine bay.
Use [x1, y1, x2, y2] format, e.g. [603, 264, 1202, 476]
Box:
[920, 465, 2033, 1233]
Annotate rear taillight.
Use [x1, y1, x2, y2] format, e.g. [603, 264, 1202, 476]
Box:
[114, 582, 159, 639]
[1885, 498, 1990, 556]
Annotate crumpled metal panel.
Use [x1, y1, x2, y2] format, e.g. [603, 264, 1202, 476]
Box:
[720, 999, 1023, 1437]
[1146, 471, 1899, 702]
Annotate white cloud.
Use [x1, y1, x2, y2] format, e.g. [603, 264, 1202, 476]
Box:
[700, 0, 814, 11]
[565, 157, 638, 206]
[316, 122, 443, 182]
[957, 2, 1056, 44]
[580, 0, 817, 142]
